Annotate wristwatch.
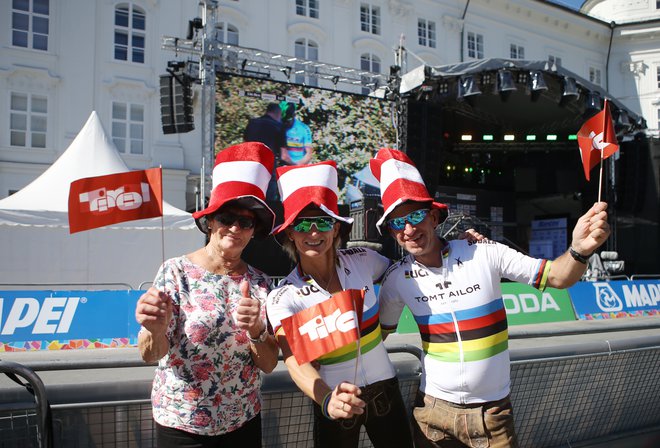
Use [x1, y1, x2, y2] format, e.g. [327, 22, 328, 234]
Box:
[568, 247, 592, 264]
[248, 327, 269, 344]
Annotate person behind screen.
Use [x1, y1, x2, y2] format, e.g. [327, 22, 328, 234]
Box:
[369, 148, 611, 448]
[265, 160, 414, 448]
[280, 101, 314, 166]
[244, 102, 287, 201]
[135, 142, 279, 448]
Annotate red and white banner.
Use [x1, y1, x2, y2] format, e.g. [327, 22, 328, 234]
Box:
[281, 289, 365, 365]
[68, 168, 163, 233]
[577, 101, 619, 181]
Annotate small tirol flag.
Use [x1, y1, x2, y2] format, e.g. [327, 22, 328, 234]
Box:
[577, 100, 620, 181]
[68, 168, 163, 233]
[280, 289, 364, 365]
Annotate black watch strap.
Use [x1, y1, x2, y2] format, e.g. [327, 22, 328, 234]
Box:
[569, 247, 592, 264]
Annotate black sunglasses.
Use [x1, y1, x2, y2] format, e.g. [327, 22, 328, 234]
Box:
[212, 212, 256, 230]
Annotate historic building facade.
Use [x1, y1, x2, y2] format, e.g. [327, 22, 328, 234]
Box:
[1, 0, 658, 210]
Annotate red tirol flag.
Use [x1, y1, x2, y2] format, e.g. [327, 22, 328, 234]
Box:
[577, 100, 620, 181]
[68, 168, 163, 234]
[280, 289, 365, 365]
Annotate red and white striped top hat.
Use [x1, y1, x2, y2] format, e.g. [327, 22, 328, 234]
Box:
[272, 160, 353, 238]
[192, 142, 275, 238]
[369, 148, 447, 232]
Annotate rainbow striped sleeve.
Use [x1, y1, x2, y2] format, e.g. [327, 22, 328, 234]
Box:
[532, 259, 552, 291]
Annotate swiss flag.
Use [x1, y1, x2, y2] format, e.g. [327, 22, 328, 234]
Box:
[281, 289, 365, 365]
[68, 168, 163, 233]
[577, 100, 619, 181]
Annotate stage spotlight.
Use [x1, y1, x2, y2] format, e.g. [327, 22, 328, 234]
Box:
[584, 91, 602, 114]
[497, 70, 516, 101]
[529, 70, 547, 102]
[559, 77, 579, 106]
[635, 116, 647, 130]
[458, 75, 481, 99]
[187, 17, 203, 39]
[614, 109, 632, 135]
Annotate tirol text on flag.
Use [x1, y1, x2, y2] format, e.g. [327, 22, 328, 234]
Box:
[68, 168, 163, 233]
[280, 289, 365, 365]
[577, 100, 619, 181]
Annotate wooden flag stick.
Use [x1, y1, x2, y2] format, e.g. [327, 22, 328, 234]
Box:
[352, 291, 363, 386]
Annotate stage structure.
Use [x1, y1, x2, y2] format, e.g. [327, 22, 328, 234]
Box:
[159, 5, 656, 274]
[160, 1, 391, 210]
[386, 55, 657, 274]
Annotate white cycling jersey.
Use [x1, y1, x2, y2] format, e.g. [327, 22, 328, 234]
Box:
[267, 247, 396, 388]
[380, 239, 551, 404]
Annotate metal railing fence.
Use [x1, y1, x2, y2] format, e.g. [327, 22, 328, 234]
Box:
[1, 341, 659, 447]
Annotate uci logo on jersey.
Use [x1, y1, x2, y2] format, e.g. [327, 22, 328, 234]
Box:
[405, 269, 428, 279]
[297, 285, 322, 296]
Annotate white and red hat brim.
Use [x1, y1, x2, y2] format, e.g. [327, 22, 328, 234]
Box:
[369, 148, 447, 233]
[192, 142, 275, 237]
[272, 161, 352, 240]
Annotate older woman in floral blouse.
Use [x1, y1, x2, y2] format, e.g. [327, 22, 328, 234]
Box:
[135, 143, 279, 448]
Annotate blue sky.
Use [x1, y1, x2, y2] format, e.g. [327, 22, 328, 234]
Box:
[548, 0, 585, 11]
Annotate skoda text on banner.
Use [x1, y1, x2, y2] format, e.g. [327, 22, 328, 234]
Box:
[280, 289, 364, 365]
[68, 168, 163, 233]
[577, 100, 619, 181]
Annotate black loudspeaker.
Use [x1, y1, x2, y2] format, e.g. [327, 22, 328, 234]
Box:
[349, 197, 382, 243]
[160, 73, 194, 134]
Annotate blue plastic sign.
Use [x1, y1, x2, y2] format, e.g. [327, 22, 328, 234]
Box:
[568, 280, 660, 319]
[0, 290, 142, 344]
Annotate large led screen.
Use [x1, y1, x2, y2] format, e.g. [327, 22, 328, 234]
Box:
[215, 74, 396, 203]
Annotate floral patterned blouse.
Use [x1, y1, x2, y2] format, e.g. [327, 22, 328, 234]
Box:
[147, 256, 271, 436]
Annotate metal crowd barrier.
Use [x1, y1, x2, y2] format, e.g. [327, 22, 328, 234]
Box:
[0, 361, 52, 448]
[1, 339, 659, 447]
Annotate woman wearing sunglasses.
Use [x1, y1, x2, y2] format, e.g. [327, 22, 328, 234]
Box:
[135, 143, 279, 448]
[266, 161, 415, 448]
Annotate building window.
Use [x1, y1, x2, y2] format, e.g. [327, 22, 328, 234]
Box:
[510, 44, 525, 60]
[112, 102, 144, 155]
[360, 53, 381, 95]
[549, 55, 562, 67]
[216, 22, 239, 45]
[12, 0, 49, 50]
[114, 4, 146, 63]
[589, 67, 601, 86]
[467, 32, 483, 59]
[360, 4, 380, 35]
[296, 0, 319, 18]
[657, 66, 660, 89]
[10, 92, 47, 148]
[294, 38, 319, 86]
[418, 19, 436, 48]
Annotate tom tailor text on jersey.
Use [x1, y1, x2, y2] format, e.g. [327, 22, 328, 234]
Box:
[414, 284, 481, 303]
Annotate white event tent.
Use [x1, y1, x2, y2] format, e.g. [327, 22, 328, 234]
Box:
[0, 111, 202, 290]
